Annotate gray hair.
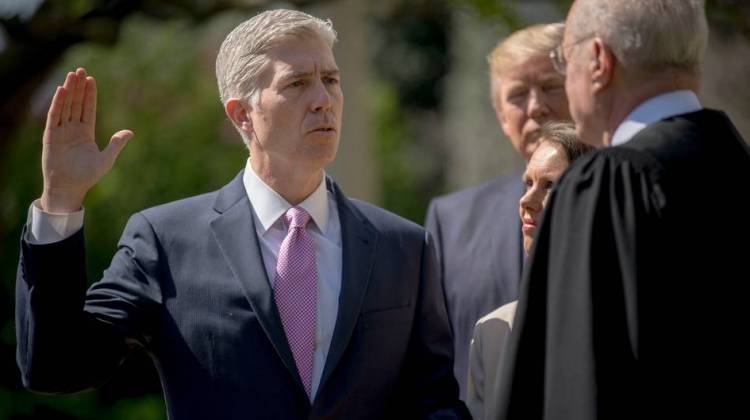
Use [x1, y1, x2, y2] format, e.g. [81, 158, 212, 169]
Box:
[567, 0, 707, 75]
[538, 122, 594, 162]
[215, 9, 337, 106]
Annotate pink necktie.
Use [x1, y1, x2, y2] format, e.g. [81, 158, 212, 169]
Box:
[274, 207, 318, 398]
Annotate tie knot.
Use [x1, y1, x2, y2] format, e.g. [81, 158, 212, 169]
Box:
[284, 207, 311, 229]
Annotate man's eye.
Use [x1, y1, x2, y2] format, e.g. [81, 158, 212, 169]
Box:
[289, 80, 304, 88]
[324, 77, 339, 85]
[508, 90, 527, 100]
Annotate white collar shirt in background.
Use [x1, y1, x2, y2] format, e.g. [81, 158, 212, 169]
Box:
[611, 90, 703, 147]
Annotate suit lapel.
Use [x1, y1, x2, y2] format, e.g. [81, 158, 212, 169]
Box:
[209, 172, 305, 394]
[317, 179, 378, 396]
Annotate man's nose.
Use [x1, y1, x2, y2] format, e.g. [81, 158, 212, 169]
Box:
[527, 89, 550, 119]
[311, 80, 333, 112]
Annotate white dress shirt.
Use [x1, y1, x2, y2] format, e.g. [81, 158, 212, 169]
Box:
[26, 158, 343, 401]
[242, 160, 342, 401]
[611, 90, 703, 146]
[26, 201, 85, 244]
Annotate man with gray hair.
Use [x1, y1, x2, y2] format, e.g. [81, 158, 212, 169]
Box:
[15, 9, 468, 419]
[497, 1, 750, 419]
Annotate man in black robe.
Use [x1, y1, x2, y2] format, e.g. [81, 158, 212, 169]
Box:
[495, 1, 750, 419]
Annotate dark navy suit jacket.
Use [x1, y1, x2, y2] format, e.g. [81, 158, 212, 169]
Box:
[16, 172, 469, 419]
[425, 174, 524, 399]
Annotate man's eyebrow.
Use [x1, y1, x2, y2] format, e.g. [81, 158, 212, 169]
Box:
[279, 71, 313, 81]
[504, 81, 527, 91]
[537, 73, 565, 83]
[279, 69, 340, 81]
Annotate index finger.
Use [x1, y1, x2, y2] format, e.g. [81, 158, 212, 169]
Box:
[60, 72, 75, 123]
[46, 86, 65, 128]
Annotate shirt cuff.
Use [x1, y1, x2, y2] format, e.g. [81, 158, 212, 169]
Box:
[25, 199, 85, 245]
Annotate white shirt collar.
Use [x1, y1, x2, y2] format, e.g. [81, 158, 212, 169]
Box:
[242, 158, 329, 235]
[611, 90, 703, 146]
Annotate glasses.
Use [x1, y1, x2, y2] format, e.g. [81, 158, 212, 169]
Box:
[549, 34, 596, 76]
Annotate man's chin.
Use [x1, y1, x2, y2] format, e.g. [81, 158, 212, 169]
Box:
[305, 146, 339, 169]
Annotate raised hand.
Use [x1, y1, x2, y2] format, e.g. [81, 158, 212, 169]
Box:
[41, 68, 133, 213]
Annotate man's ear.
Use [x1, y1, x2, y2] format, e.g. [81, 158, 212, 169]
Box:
[225, 98, 253, 134]
[590, 38, 614, 92]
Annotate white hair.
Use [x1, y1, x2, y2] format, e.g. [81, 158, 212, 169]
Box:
[215, 9, 337, 106]
[568, 0, 708, 75]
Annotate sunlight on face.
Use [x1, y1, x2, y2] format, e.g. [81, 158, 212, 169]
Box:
[519, 141, 570, 254]
[248, 35, 344, 173]
[492, 55, 570, 161]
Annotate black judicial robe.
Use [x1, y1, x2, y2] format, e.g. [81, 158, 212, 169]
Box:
[494, 109, 750, 420]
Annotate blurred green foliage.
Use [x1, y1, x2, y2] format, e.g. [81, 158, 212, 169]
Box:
[1, 390, 165, 420]
[1, 10, 252, 419]
[371, 1, 453, 223]
[372, 80, 429, 222]
[449, 0, 518, 26]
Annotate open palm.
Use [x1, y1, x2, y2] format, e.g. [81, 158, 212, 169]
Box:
[42, 68, 133, 212]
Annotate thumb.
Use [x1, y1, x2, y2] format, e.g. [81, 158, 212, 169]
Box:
[103, 129, 134, 165]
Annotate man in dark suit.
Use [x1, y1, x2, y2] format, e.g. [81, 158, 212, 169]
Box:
[16, 9, 468, 419]
[424, 23, 570, 399]
[498, 1, 750, 419]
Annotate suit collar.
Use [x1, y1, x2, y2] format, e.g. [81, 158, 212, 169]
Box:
[212, 171, 247, 214]
[242, 160, 330, 235]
